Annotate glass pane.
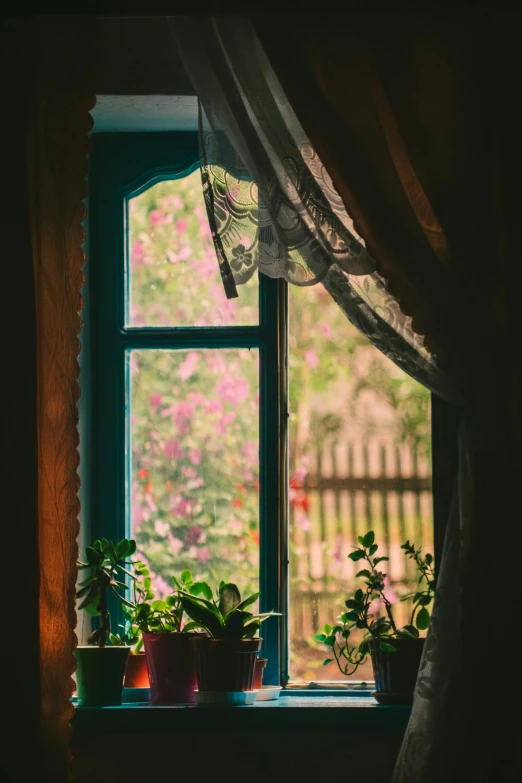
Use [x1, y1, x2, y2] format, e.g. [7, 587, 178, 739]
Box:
[126, 170, 259, 327]
[288, 284, 433, 683]
[128, 348, 260, 599]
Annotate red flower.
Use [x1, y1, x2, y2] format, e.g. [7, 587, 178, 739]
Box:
[145, 482, 153, 494]
[137, 469, 149, 479]
[233, 498, 243, 508]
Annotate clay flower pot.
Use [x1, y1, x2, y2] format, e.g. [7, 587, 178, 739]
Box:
[124, 651, 150, 688]
[253, 657, 267, 690]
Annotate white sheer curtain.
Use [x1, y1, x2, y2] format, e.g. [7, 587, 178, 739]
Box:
[169, 14, 468, 783]
[168, 15, 458, 405]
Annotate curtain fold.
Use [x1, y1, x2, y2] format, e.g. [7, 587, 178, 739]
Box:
[25, 16, 96, 782]
[169, 14, 458, 405]
[172, 9, 521, 781]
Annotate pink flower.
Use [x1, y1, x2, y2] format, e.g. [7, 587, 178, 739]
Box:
[196, 547, 211, 564]
[132, 506, 143, 528]
[242, 441, 259, 468]
[168, 533, 183, 555]
[170, 496, 194, 519]
[181, 467, 197, 478]
[214, 375, 249, 405]
[163, 439, 184, 460]
[178, 352, 200, 381]
[215, 411, 236, 435]
[149, 392, 162, 408]
[189, 448, 202, 466]
[305, 349, 319, 368]
[151, 574, 170, 599]
[149, 210, 164, 226]
[319, 322, 332, 339]
[186, 525, 203, 546]
[228, 515, 243, 535]
[154, 519, 169, 537]
[131, 241, 144, 269]
[176, 218, 188, 234]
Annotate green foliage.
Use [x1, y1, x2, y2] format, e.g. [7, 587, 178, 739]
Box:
[76, 538, 137, 647]
[127, 569, 213, 636]
[316, 532, 435, 676]
[178, 581, 281, 640]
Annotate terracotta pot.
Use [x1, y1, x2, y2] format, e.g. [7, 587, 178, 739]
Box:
[124, 652, 150, 688]
[252, 657, 267, 690]
[190, 636, 262, 692]
[74, 645, 129, 707]
[369, 637, 425, 705]
[143, 632, 205, 704]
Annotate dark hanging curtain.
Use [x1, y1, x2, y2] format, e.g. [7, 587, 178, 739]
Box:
[252, 9, 521, 782]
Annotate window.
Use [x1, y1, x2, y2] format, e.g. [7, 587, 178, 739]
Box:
[90, 131, 437, 689]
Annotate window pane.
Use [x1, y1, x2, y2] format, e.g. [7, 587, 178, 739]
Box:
[128, 348, 260, 598]
[126, 170, 259, 327]
[288, 284, 433, 683]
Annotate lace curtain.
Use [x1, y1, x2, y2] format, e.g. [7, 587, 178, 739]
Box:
[169, 15, 459, 405]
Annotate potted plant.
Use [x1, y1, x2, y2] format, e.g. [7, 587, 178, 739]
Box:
[179, 581, 281, 696]
[315, 531, 435, 704]
[133, 569, 211, 704]
[110, 557, 151, 690]
[74, 537, 137, 706]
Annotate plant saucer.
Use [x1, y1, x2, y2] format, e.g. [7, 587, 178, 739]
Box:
[194, 690, 258, 706]
[254, 685, 282, 701]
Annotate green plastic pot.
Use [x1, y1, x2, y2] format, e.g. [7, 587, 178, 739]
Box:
[74, 645, 130, 707]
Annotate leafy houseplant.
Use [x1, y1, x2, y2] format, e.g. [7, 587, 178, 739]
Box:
[110, 557, 153, 689]
[179, 582, 281, 694]
[74, 538, 137, 706]
[316, 532, 435, 704]
[130, 569, 212, 704]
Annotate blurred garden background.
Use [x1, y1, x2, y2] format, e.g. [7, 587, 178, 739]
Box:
[128, 169, 432, 683]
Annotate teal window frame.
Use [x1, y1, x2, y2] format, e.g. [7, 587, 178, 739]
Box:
[88, 130, 457, 694]
[89, 132, 287, 686]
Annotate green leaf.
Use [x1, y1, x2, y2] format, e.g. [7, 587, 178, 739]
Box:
[425, 553, 433, 565]
[420, 595, 432, 606]
[85, 547, 102, 568]
[379, 641, 397, 653]
[356, 569, 372, 579]
[345, 600, 359, 610]
[191, 581, 213, 601]
[314, 633, 327, 643]
[348, 550, 365, 562]
[357, 536, 365, 546]
[323, 659, 333, 666]
[362, 531, 375, 548]
[116, 539, 130, 559]
[415, 607, 430, 631]
[373, 556, 389, 565]
[127, 539, 137, 556]
[180, 569, 192, 584]
[354, 589, 364, 603]
[399, 625, 419, 639]
[369, 544, 378, 556]
[218, 583, 242, 616]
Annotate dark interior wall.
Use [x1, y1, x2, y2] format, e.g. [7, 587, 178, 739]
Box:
[94, 16, 194, 95]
